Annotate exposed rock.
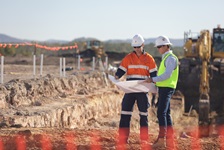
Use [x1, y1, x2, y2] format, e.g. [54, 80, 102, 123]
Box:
[0, 71, 122, 129]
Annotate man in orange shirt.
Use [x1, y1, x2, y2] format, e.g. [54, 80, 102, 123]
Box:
[115, 34, 157, 144]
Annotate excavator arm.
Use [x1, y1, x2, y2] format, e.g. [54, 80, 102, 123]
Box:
[197, 30, 211, 125]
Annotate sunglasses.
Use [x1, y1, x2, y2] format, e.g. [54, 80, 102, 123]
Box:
[156, 45, 164, 49]
[133, 46, 142, 49]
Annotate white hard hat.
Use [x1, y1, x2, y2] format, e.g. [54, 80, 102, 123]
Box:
[154, 35, 172, 47]
[131, 34, 144, 47]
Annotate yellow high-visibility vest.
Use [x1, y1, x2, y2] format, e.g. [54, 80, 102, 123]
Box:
[156, 53, 179, 89]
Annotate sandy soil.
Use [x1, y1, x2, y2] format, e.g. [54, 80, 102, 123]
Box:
[0, 56, 223, 150]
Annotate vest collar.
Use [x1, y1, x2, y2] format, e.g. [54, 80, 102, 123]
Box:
[162, 50, 172, 59]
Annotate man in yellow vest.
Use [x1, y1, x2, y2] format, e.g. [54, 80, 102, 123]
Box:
[146, 35, 179, 149]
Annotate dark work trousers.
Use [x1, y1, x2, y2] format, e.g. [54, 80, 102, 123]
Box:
[119, 92, 149, 142]
[157, 87, 175, 138]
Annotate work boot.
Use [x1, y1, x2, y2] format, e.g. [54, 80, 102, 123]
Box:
[152, 137, 166, 149]
[117, 128, 130, 149]
[166, 138, 176, 150]
[116, 139, 129, 150]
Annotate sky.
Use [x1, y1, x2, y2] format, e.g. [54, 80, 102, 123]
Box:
[1, 0, 224, 42]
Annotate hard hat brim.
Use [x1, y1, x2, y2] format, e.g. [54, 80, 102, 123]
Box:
[154, 42, 173, 47]
[132, 43, 142, 47]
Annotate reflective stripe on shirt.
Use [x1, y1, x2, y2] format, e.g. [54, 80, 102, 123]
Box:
[128, 65, 149, 70]
[119, 66, 127, 72]
[126, 75, 149, 80]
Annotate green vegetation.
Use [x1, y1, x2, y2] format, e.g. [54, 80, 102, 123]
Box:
[0, 46, 16, 56]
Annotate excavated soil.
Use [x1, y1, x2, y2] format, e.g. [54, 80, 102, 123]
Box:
[0, 56, 223, 149]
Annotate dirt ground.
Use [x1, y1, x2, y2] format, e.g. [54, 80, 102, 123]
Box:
[0, 55, 224, 150]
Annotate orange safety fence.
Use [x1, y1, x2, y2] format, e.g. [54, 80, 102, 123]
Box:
[65, 132, 76, 150]
[0, 42, 78, 51]
[90, 130, 101, 150]
[190, 127, 201, 150]
[0, 125, 224, 149]
[218, 125, 224, 150]
[16, 135, 26, 150]
[41, 134, 52, 150]
[0, 138, 3, 150]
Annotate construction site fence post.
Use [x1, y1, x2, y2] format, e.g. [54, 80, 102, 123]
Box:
[59, 58, 62, 77]
[33, 55, 36, 78]
[63, 57, 66, 77]
[78, 55, 80, 70]
[105, 56, 108, 69]
[92, 57, 95, 71]
[0, 56, 4, 84]
[40, 54, 43, 77]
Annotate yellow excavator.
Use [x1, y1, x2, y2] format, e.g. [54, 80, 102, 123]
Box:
[179, 25, 224, 133]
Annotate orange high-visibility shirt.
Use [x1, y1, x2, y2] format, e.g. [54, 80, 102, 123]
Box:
[119, 52, 157, 80]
